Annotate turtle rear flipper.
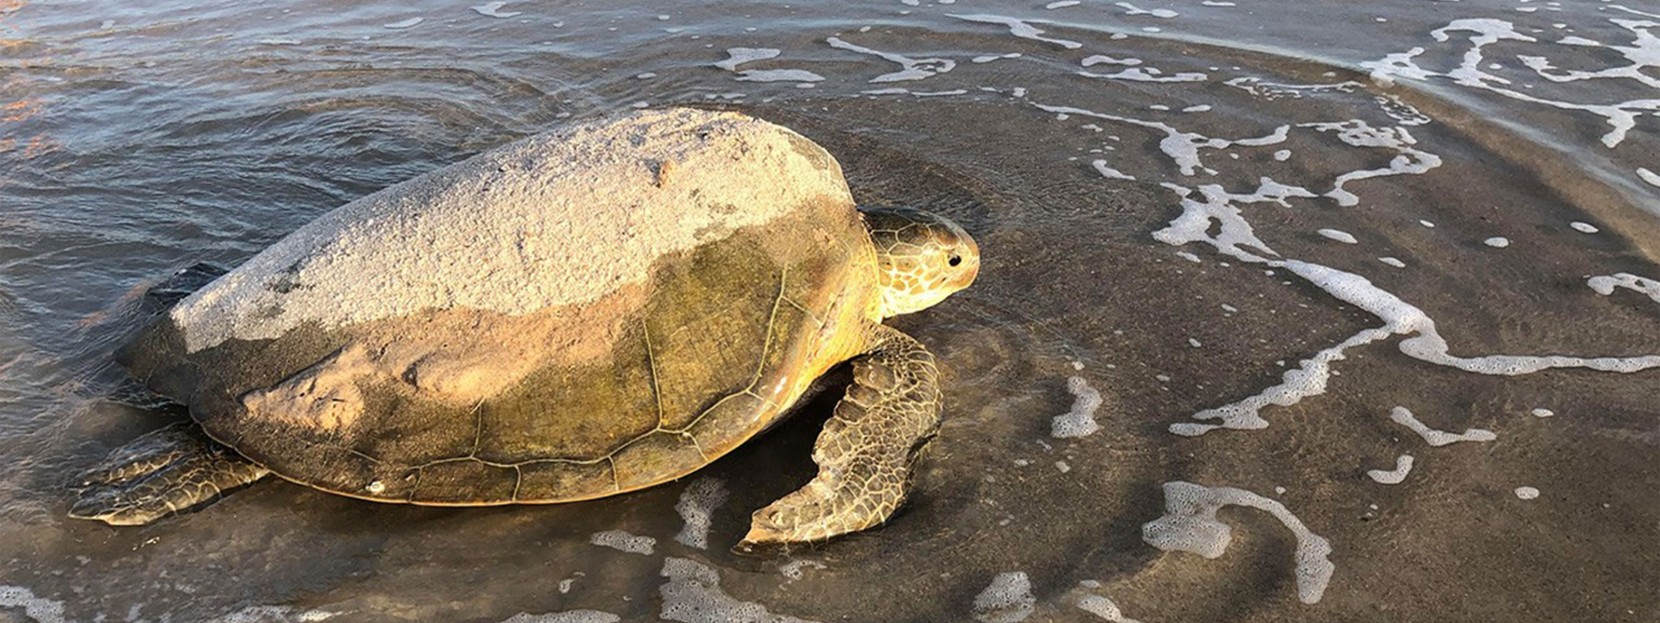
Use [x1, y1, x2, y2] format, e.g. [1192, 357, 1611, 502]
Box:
[739, 324, 942, 546]
[71, 423, 269, 526]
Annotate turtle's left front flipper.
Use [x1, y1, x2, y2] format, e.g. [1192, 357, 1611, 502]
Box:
[741, 324, 942, 546]
[70, 423, 270, 526]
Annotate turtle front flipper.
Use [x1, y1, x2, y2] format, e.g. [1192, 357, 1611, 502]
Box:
[70, 423, 270, 526]
[741, 324, 942, 546]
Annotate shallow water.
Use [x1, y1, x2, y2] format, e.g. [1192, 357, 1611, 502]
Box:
[3, 0, 1659, 621]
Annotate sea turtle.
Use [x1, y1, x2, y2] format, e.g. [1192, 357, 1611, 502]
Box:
[70, 107, 980, 546]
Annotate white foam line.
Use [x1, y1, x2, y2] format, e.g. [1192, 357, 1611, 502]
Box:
[1589, 273, 1660, 305]
[1078, 68, 1206, 83]
[947, 14, 1083, 49]
[1143, 481, 1334, 604]
[1082, 55, 1142, 67]
[1608, 4, 1660, 19]
[714, 48, 781, 71]
[826, 36, 956, 82]
[1114, 2, 1178, 18]
[209, 606, 342, 622]
[1225, 77, 1361, 100]
[1318, 229, 1358, 244]
[1292, 260, 1660, 375]
[1638, 167, 1660, 187]
[1172, 323, 1392, 436]
[1301, 121, 1442, 206]
[499, 611, 620, 623]
[1388, 406, 1495, 446]
[736, 69, 825, 83]
[1035, 102, 1290, 176]
[1038, 97, 1660, 436]
[1052, 375, 1104, 438]
[1364, 19, 1660, 147]
[1091, 159, 1137, 181]
[383, 17, 424, 29]
[714, 48, 824, 83]
[1366, 454, 1415, 484]
[470, 1, 521, 18]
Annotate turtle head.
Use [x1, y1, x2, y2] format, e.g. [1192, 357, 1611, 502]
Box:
[861, 207, 979, 318]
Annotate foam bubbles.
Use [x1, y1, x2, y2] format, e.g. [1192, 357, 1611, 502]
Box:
[589, 530, 656, 555]
[0, 586, 66, 623]
[209, 606, 341, 622]
[1073, 591, 1143, 622]
[1143, 481, 1335, 604]
[1388, 407, 1496, 446]
[500, 611, 620, 623]
[1051, 375, 1104, 438]
[1366, 454, 1415, 484]
[1570, 221, 1599, 233]
[1483, 236, 1510, 248]
[673, 476, 729, 549]
[1514, 486, 1540, 500]
[972, 572, 1036, 623]
[779, 559, 826, 581]
[659, 558, 819, 623]
[1531, 408, 1555, 417]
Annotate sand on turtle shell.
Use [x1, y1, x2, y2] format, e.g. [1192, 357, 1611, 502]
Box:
[169, 107, 854, 354]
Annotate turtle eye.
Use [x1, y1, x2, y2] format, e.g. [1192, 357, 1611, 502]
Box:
[947, 254, 962, 267]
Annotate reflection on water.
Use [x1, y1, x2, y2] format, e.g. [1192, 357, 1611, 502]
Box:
[2, 1, 1658, 622]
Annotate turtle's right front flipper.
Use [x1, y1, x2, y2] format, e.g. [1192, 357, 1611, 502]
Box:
[740, 324, 943, 547]
[70, 423, 269, 526]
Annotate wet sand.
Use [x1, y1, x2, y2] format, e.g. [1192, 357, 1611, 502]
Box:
[1, 1, 1658, 621]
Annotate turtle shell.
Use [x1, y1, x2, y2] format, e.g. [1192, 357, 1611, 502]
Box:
[118, 108, 881, 505]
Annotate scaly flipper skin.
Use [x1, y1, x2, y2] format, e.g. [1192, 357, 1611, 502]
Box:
[71, 423, 270, 526]
[740, 323, 942, 545]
